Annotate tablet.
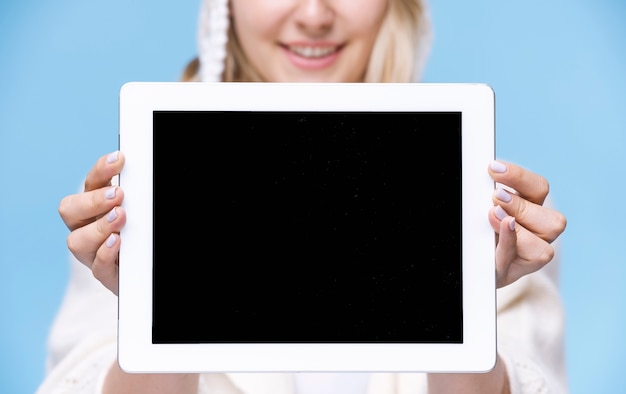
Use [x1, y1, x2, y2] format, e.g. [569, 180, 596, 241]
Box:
[117, 82, 496, 373]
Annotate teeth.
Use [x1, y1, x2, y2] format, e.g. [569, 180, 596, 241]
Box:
[288, 45, 337, 58]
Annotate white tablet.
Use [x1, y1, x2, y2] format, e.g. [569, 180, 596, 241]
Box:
[118, 82, 496, 373]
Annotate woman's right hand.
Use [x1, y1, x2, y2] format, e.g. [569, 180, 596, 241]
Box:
[58, 151, 126, 295]
[59, 151, 199, 393]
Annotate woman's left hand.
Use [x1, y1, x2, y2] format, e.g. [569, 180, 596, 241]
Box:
[487, 160, 567, 288]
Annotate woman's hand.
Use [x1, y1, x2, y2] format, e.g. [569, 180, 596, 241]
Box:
[429, 160, 566, 394]
[488, 160, 567, 288]
[58, 151, 126, 295]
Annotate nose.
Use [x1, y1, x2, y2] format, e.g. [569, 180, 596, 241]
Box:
[293, 0, 335, 35]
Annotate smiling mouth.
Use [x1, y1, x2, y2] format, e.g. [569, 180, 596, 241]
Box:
[286, 45, 340, 58]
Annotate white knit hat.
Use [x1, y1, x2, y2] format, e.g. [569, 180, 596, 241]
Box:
[196, 0, 432, 82]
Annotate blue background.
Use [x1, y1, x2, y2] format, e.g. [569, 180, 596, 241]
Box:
[1, 0, 624, 393]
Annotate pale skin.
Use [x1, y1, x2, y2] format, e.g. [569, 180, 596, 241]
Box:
[230, 0, 387, 82]
[57, 0, 567, 393]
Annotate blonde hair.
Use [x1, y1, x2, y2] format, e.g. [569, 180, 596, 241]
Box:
[182, 0, 428, 83]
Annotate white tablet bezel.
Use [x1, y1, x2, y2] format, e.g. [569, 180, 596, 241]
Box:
[118, 82, 496, 373]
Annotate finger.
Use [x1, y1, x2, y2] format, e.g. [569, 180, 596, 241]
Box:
[66, 206, 126, 269]
[59, 186, 124, 231]
[502, 228, 555, 287]
[493, 187, 567, 243]
[92, 233, 120, 295]
[490, 206, 555, 286]
[84, 151, 125, 192]
[488, 160, 549, 205]
[494, 215, 517, 288]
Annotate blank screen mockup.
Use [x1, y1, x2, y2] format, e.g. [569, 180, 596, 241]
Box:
[152, 111, 462, 344]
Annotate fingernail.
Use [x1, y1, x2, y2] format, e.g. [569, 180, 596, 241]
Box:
[490, 161, 507, 173]
[106, 207, 117, 223]
[107, 151, 119, 164]
[105, 187, 117, 199]
[509, 217, 516, 231]
[106, 234, 117, 248]
[495, 205, 508, 221]
[495, 188, 512, 203]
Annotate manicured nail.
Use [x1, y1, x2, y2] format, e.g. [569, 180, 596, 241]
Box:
[105, 187, 117, 199]
[495, 188, 512, 203]
[107, 151, 119, 163]
[495, 205, 508, 221]
[106, 234, 117, 248]
[106, 207, 117, 223]
[509, 217, 516, 231]
[490, 161, 507, 173]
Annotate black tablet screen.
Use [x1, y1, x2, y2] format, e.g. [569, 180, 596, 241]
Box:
[152, 111, 463, 344]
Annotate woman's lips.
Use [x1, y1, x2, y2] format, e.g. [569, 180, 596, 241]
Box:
[281, 43, 343, 70]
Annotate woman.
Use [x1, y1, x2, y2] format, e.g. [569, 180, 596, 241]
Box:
[38, 0, 568, 393]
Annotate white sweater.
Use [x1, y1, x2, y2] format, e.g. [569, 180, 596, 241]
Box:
[36, 247, 568, 394]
